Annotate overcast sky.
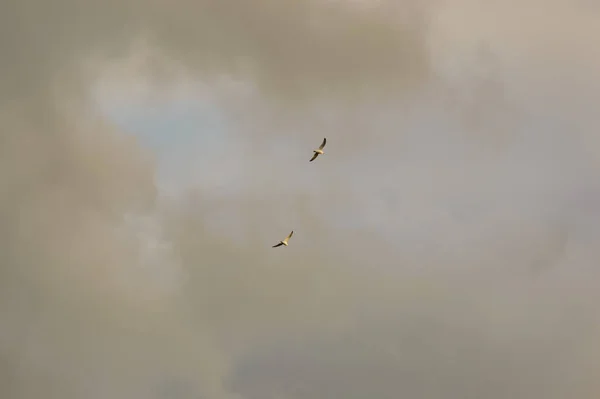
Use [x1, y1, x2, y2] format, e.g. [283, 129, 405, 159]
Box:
[2, 1, 600, 398]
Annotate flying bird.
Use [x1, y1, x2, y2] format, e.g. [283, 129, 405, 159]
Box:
[272, 230, 294, 248]
[309, 138, 327, 162]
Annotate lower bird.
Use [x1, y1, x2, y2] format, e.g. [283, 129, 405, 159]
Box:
[272, 231, 294, 248]
[309, 138, 327, 162]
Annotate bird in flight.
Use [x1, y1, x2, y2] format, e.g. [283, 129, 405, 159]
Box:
[272, 230, 294, 248]
[309, 138, 327, 162]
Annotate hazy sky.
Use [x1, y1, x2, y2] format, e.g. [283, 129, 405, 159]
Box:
[2, 1, 600, 398]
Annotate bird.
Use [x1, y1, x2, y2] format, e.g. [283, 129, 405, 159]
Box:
[272, 230, 294, 248]
[309, 138, 327, 162]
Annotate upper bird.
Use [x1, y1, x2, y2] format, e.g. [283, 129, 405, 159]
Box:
[272, 230, 294, 248]
[309, 138, 327, 162]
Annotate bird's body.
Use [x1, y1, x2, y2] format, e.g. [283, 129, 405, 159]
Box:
[272, 230, 294, 248]
[309, 138, 327, 162]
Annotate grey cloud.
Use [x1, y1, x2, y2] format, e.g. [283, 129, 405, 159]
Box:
[2, 0, 600, 398]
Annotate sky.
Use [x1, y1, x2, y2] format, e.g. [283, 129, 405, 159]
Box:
[96, 87, 230, 193]
[2, 0, 600, 398]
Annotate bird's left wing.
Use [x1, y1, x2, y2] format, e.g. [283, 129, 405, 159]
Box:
[319, 137, 327, 150]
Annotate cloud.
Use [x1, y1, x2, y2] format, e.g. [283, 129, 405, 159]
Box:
[2, 0, 600, 398]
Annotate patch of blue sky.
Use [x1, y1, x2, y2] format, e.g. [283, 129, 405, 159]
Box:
[103, 96, 226, 156]
[98, 94, 234, 195]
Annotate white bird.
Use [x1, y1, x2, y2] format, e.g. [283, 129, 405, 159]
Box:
[309, 138, 327, 162]
[272, 230, 294, 248]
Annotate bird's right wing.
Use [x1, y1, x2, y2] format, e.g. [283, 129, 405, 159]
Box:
[272, 242, 283, 248]
[309, 153, 319, 162]
[319, 137, 327, 150]
[286, 231, 294, 240]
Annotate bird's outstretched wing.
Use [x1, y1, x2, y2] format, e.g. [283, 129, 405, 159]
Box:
[309, 153, 319, 162]
[272, 242, 284, 248]
[286, 231, 294, 240]
[318, 138, 327, 150]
